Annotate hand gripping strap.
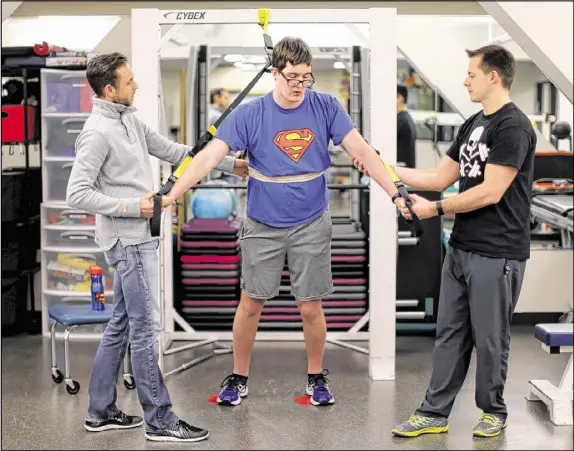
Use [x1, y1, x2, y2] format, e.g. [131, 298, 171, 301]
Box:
[372, 147, 424, 238]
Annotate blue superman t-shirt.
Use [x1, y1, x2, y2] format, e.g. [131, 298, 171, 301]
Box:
[215, 90, 355, 227]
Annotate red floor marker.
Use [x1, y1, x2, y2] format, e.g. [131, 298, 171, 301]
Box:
[294, 395, 312, 405]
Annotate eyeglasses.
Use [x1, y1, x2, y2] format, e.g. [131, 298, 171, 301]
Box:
[279, 71, 315, 88]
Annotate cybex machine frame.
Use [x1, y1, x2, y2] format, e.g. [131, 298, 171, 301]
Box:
[131, 7, 399, 381]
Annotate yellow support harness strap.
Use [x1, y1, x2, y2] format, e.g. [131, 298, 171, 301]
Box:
[150, 9, 273, 237]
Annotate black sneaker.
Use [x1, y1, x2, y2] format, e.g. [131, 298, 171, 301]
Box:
[84, 410, 143, 432]
[145, 419, 209, 442]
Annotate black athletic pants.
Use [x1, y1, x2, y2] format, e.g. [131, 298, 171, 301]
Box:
[416, 246, 526, 419]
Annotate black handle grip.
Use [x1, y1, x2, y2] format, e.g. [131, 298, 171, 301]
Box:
[150, 178, 175, 237]
[396, 183, 424, 238]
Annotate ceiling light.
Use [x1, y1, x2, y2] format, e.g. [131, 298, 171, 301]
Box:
[245, 55, 268, 64]
[1, 15, 122, 51]
[234, 62, 264, 71]
[224, 54, 243, 63]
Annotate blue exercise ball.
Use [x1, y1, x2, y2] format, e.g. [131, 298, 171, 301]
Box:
[191, 188, 234, 219]
[227, 188, 238, 212]
[203, 180, 238, 213]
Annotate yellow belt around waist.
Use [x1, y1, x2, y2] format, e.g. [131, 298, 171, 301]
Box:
[248, 166, 324, 183]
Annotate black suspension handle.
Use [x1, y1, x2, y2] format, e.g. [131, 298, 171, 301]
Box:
[394, 180, 424, 237]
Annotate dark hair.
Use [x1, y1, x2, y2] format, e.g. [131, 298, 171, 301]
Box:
[210, 88, 227, 104]
[397, 84, 408, 103]
[465, 44, 516, 89]
[86, 52, 128, 97]
[272, 37, 312, 72]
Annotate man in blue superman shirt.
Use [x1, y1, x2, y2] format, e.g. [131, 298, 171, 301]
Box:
[163, 37, 406, 407]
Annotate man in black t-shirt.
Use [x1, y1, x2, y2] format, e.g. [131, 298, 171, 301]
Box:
[397, 85, 417, 168]
[356, 45, 537, 438]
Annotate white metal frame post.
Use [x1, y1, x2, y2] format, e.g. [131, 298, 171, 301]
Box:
[369, 9, 397, 381]
[131, 9, 168, 372]
[131, 7, 397, 381]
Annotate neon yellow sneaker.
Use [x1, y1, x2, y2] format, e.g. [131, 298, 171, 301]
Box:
[391, 414, 449, 437]
[472, 413, 507, 437]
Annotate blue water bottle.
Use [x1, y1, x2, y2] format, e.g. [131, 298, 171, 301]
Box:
[90, 265, 105, 311]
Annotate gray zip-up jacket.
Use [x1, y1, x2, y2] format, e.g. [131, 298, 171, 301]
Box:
[66, 97, 236, 251]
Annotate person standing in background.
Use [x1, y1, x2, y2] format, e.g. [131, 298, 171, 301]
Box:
[396, 84, 417, 168]
[208, 88, 236, 180]
[209, 88, 230, 127]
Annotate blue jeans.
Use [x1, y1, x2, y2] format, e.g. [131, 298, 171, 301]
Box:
[85, 239, 178, 432]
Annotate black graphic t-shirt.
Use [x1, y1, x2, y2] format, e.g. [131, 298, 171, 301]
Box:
[446, 102, 537, 260]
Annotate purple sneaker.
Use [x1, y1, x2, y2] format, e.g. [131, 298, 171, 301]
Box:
[306, 370, 335, 406]
[217, 374, 248, 406]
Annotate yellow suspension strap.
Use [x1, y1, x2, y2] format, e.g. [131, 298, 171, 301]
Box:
[150, 9, 274, 236]
[370, 146, 424, 237]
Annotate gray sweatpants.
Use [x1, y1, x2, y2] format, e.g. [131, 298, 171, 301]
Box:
[416, 246, 526, 419]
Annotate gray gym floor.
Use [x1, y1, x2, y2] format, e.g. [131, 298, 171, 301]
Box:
[2, 325, 572, 450]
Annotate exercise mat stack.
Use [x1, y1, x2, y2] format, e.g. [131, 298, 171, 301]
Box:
[260, 216, 368, 331]
[178, 218, 242, 330]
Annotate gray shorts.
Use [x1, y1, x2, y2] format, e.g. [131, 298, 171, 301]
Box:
[239, 210, 334, 301]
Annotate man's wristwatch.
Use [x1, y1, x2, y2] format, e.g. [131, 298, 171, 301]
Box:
[391, 192, 402, 204]
[436, 200, 444, 216]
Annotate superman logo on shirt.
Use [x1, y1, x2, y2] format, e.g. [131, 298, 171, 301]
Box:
[273, 128, 315, 163]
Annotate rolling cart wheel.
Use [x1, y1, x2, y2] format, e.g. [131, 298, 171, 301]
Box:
[51, 369, 64, 384]
[123, 376, 136, 390]
[66, 380, 80, 395]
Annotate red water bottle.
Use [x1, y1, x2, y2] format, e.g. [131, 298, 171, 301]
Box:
[90, 266, 105, 311]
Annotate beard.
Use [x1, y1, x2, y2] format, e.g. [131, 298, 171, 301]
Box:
[112, 95, 132, 106]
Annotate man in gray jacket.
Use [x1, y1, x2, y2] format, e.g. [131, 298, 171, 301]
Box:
[66, 52, 246, 443]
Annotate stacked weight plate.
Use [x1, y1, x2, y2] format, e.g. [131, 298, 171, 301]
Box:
[178, 218, 241, 331]
[259, 217, 368, 331]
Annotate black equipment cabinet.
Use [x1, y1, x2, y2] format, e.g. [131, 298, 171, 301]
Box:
[1, 56, 43, 335]
[396, 189, 444, 322]
[360, 187, 445, 330]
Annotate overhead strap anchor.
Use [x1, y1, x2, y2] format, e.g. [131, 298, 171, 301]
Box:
[258, 8, 270, 33]
[258, 9, 273, 67]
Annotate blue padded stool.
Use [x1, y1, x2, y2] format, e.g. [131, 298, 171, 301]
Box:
[526, 323, 573, 425]
[49, 304, 136, 395]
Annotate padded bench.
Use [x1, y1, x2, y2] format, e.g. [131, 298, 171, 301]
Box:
[49, 304, 136, 395]
[526, 323, 573, 425]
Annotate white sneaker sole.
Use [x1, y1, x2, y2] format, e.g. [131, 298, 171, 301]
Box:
[85, 420, 144, 432]
[145, 432, 209, 442]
